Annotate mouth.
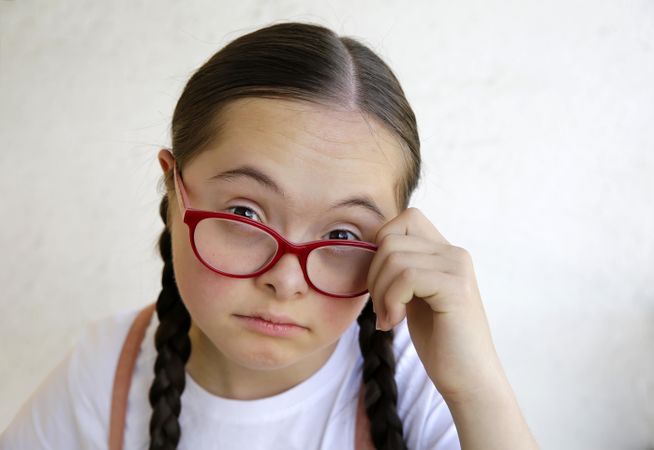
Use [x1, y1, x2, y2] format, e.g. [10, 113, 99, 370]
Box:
[234, 313, 308, 337]
[235, 312, 305, 328]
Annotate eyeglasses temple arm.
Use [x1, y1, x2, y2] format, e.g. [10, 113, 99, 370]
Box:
[172, 160, 190, 212]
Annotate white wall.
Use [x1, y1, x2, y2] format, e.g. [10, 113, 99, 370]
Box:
[1, 1, 652, 448]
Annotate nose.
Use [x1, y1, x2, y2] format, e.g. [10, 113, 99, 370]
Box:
[254, 252, 310, 300]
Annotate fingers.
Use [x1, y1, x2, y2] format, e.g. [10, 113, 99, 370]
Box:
[371, 265, 456, 331]
[374, 207, 450, 246]
[369, 250, 450, 309]
[367, 207, 466, 331]
[367, 233, 458, 291]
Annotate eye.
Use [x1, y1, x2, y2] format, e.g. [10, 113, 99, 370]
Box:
[226, 205, 262, 222]
[325, 229, 361, 241]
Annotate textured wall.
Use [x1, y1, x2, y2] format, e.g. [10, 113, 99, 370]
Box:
[1, 1, 652, 448]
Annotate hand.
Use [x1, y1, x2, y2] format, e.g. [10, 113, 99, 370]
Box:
[367, 207, 506, 402]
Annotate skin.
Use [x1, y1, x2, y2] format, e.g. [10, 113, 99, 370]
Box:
[157, 97, 539, 448]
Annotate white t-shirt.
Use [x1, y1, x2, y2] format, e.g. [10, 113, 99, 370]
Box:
[1, 304, 460, 450]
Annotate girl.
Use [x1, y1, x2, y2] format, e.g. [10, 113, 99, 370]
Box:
[1, 22, 538, 450]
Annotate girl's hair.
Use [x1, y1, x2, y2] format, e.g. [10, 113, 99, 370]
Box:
[149, 21, 420, 450]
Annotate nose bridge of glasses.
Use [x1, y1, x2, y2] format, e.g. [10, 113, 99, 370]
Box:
[274, 237, 312, 264]
[276, 234, 339, 266]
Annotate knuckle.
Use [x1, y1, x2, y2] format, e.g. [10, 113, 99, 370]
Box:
[406, 206, 425, 221]
[379, 233, 399, 248]
[406, 206, 421, 216]
[452, 245, 471, 260]
[400, 267, 415, 282]
[386, 252, 404, 269]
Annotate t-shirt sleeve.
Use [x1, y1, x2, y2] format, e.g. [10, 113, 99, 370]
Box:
[393, 318, 461, 450]
[0, 309, 137, 450]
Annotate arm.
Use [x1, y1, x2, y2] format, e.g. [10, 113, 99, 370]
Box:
[442, 364, 539, 449]
[367, 207, 539, 449]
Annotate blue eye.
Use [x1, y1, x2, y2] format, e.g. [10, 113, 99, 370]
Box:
[226, 205, 262, 221]
[326, 229, 361, 241]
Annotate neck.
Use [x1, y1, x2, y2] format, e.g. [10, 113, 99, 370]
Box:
[185, 322, 339, 400]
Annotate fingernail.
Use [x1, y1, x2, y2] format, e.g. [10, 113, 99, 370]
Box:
[375, 317, 381, 330]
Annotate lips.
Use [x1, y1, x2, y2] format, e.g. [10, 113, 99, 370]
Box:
[236, 312, 305, 328]
[235, 314, 307, 338]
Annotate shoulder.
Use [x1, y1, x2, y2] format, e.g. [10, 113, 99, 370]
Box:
[71, 305, 148, 405]
[74, 305, 146, 385]
[391, 318, 461, 450]
[0, 305, 148, 449]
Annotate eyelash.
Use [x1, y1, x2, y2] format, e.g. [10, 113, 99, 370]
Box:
[226, 205, 261, 221]
[225, 205, 362, 241]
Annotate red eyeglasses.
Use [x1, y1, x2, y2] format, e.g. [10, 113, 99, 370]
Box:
[172, 160, 378, 298]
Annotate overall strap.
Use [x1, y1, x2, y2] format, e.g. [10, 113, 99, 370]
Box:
[108, 302, 375, 450]
[109, 303, 156, 450]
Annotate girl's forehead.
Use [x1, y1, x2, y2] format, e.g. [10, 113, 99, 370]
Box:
[218, 97, 402, 163]
[188, 97, 405, 217]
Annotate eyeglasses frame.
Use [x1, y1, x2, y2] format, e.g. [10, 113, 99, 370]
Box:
[171, 158, 378, 298]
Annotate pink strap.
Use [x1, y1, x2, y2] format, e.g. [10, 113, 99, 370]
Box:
[108, 302, 375, 449]
[109, 303, 156, 450]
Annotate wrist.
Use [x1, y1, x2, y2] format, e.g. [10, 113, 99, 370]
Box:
[441, 368, 515, 409]
[437, 352, 511, 406]
[442, 375, 540, 450]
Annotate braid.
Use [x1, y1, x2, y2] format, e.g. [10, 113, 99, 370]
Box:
[147, 195, 192, 450]
[357, 298, 408, 450]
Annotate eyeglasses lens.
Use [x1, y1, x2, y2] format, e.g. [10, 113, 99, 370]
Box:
[193, 217, 373, 296]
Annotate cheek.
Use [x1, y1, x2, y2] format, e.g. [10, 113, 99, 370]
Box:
[315, 294, 369, 332]
[171, 224, 240, 316]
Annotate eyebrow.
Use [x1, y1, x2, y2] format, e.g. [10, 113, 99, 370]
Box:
[208, 165, 387, 221]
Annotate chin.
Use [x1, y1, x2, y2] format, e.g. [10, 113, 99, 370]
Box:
[232, 345, 300, 371]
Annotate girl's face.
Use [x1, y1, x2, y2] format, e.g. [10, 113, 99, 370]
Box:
[160, 97, 405, 394]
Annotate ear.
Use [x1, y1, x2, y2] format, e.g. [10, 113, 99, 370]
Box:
[158, 148, 175, 174]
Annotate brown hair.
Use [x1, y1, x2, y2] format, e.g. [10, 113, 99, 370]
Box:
[149, 21, 420, 450]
